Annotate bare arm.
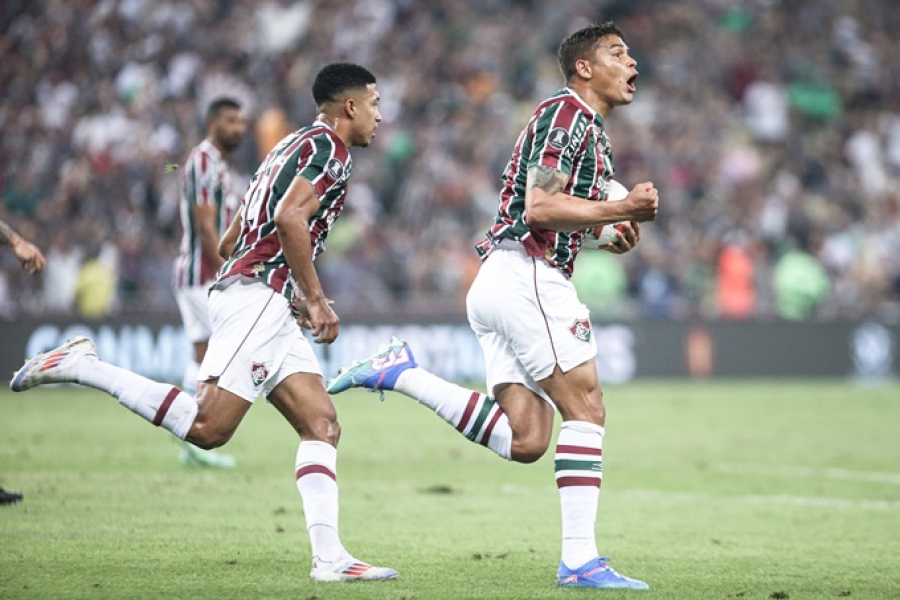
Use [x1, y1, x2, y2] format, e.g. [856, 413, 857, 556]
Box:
[0, 219, 46, 274]
[193, 203, 225, 271]
[525, 166, 659, 231]
[217, 211, 242, 260]
[0, 220, 15, 246]
[273, 176, 338, 344]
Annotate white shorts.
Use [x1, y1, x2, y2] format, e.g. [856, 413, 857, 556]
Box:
[466, 242, 597, 400]
[174, 285, 213, 343]
[198, 276, 322, 403]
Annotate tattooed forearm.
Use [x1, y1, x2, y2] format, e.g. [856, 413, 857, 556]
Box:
[0, 219, 17, 246]
[527, 166, 569, 195]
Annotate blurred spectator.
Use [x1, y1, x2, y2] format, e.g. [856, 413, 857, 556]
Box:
[0, 0, 899, 321]
[716, 234, 755, 320]
[75, 247, 117, 319]
[773, 234, 829, 320]
[572, 251, 629, 318]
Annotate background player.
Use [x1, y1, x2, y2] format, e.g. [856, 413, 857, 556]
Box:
[0, 218, 46, 504]
[11, 63, 396, 583]
[173, 97, 246, 468]
[327, 23, 658, 590]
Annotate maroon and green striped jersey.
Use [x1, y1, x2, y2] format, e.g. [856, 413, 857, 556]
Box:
[217, 123, 351, 303]
[475, 88, 616, 277]
[174, 139, 239, 287]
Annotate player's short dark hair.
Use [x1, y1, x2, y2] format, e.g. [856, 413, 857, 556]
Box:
[312, 63, 376, 106]
[206, 97, 241, 122]
[558, 21, 625, 83]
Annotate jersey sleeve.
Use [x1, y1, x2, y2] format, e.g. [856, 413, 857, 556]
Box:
[295, 133, 349, 199]
[183, 149, 220, 207]
[527, 102, 590, 178]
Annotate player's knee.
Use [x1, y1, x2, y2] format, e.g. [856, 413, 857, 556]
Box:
[559, 392, 606, 426]
[188, 415, 235, 449]
[511, 443, 547, 464]
[188, 425, 233, 449]
[302, 416, 340, 446]
[510, 430, 550, 463]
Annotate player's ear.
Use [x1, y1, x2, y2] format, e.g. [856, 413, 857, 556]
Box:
[343, 96, 357, 119]
[574, 58, 592, 80]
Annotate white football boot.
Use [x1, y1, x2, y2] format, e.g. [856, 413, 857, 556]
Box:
[9, 336, 97, 392]
[310, 552, 398, 582]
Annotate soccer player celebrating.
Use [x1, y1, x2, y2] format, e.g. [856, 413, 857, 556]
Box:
[327, 23, 658, 589]
[11, 63, 397, 583]
[173, 97, 246, 468]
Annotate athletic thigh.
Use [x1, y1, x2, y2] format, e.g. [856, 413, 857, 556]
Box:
[537, 359, 605, 425]
[189, 380, 253, 447]
[493, 382, 555, 455]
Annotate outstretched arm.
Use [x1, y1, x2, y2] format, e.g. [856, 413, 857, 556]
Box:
[0, 219, 46, 274]
[524, 165, 659, 231]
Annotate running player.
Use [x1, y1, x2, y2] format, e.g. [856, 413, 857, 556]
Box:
[327, 23, 658, 589]
[11, 63, 397, 582]
[173, 97, 246, 468]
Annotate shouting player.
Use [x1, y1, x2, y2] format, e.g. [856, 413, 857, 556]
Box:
[11, 63, 397, 583]
[328, 23, 658, 589]
[173, 97, 246, 468]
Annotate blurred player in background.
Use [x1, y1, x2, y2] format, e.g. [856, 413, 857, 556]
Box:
[328, 23, 658, 590]
[1, 218, 46, 504]
[11, 63, 398, 582]
[173, 97, 246, 468]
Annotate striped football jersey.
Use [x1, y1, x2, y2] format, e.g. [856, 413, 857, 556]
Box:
[217, 122, 351, 304]
[174, 139, 239, 287]
[475, 88, 615, 276]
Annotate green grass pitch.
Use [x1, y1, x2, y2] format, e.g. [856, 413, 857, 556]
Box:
[1, 380, 899, 599]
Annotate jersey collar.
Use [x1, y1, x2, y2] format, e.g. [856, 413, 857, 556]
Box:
[564, 87, 604, 127]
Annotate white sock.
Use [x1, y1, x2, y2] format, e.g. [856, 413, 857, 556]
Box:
[75, 358, 197, 439]
[182, 360, 201, 397]
[395, 368, 512, 459]
[556, 420, 604, 569]
[295, 441, 345, 563]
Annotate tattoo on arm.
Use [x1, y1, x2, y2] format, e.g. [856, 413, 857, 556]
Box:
[528, 166, 569, 195]
[0, 219, 16, 246]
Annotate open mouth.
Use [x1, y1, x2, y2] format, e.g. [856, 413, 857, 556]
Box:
[626, 74, 638, 93]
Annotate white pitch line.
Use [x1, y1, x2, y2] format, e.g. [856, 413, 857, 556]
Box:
[711, 463, 900, 486]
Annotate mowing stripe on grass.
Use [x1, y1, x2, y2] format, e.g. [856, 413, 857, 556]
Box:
[712, 463, 900, 486]
[499, 485, 900, 510]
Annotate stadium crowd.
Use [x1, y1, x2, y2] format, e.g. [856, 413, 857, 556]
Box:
[1, 0, 899, 321]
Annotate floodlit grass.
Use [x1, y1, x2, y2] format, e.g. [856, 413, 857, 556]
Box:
[1, 380, 899, 599]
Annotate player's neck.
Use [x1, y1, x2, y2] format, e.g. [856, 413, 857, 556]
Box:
[315, 113, 352, 148]
[567, 83, 612, 120]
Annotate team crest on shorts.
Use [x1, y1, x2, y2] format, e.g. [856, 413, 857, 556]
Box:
[569, 318, 592, 343]
[251, 362, 268, 387]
